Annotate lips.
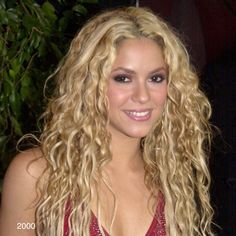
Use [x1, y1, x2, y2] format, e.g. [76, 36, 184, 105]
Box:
[123, 109, 152, 121]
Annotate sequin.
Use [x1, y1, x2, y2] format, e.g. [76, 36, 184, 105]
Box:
[64, 197, 166, 236]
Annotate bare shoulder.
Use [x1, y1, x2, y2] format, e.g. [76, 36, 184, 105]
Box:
[0, 148, 47, 236]
[2, 148, 47, 194]
[6, 147, 46, 179]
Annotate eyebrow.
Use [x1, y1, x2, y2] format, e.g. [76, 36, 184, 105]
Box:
[111, 66, 167, 75]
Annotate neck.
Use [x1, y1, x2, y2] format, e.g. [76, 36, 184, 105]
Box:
[105, 128, 144, 172]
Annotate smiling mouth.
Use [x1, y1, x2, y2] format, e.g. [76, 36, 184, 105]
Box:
[123, 109, 152, 121]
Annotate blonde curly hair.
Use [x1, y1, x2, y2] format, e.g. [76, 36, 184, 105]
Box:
[35, 7, 214, 236]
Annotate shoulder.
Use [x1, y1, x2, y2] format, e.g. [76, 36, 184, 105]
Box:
[2, 148, 47, 195]
[5, 148, 46, 179]
[0, 148, 47, 236]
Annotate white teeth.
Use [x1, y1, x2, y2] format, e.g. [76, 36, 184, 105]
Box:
[127, 111, 150, 117]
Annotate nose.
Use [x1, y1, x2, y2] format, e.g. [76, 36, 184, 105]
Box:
[131, 82, 150, 104]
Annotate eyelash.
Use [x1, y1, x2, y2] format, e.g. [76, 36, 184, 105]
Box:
[113, 74, 166, 83]
[113, 75, 131, 83]
[148, 75, 166, 83]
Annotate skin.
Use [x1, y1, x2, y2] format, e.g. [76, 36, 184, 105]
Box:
[0, 148, 45, 236]
[0, 38, 167, 236]
[91, 38, 168, 235]
[107, 38, 167, 140]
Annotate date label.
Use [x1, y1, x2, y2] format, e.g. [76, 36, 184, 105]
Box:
[17, 223, 35, 230]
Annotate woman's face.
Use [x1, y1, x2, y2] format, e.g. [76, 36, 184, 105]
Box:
[106, 38, 168, 139]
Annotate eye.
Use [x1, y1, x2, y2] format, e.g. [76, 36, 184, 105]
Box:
[113, 75, 131, 83]
[149, 74, 166, 83]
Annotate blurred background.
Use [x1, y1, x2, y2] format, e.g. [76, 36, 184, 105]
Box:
[0, 0, 235, 235]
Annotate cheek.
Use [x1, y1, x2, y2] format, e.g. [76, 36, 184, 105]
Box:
[107, 86, 129, 108]
[152, 86, 168, 105]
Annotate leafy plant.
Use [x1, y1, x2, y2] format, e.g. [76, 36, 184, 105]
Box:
[0, 0, 98, 191]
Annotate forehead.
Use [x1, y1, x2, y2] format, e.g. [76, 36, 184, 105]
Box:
[112, 38, 166, 70]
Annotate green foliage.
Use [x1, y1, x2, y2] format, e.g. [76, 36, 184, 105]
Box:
[0, 0, 98, 191]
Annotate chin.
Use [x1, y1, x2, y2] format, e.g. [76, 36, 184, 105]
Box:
[124, 129, 150, 138]
[107, 122, 153, 139]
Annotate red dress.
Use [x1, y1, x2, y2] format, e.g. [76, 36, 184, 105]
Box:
[64, 197, 166, 236]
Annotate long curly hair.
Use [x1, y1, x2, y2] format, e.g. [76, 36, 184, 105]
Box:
[35, 7, 214, 236]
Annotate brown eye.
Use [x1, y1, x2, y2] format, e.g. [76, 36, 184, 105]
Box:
[149, 75, 165, 83]
[113, 75, 131, 83]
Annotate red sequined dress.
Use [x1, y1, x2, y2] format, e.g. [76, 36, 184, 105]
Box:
[64, 196, 166, 236]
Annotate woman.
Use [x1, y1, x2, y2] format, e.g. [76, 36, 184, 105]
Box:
[0, 7, 214, 236]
